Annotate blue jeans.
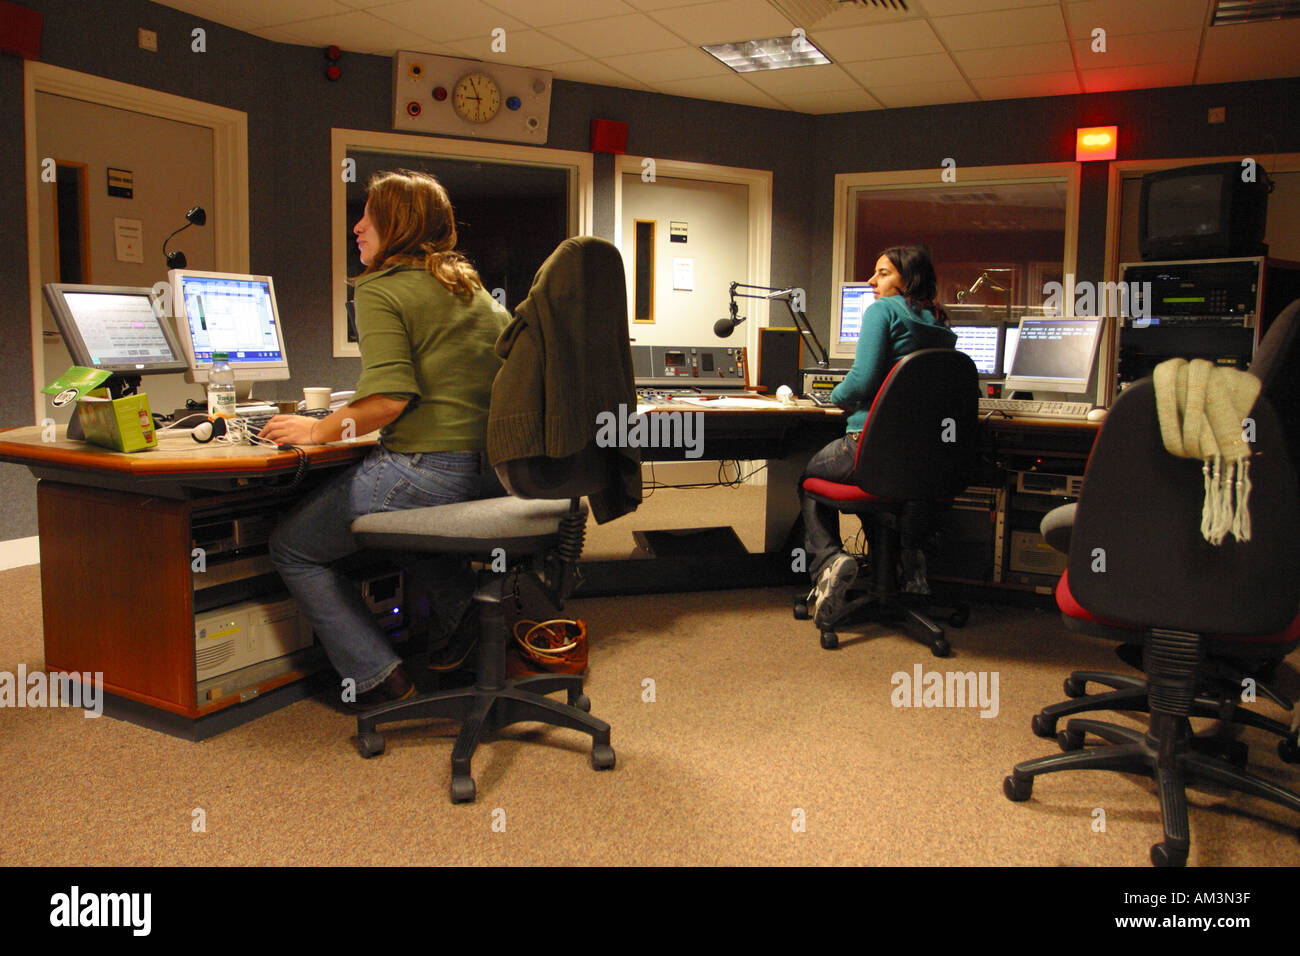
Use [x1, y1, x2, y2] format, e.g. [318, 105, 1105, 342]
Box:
[269, 444, 503, 693]
[801, 434, 859, 580]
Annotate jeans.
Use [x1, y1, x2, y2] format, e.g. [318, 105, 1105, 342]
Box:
[800, 434, 859, 581]
[269, 444, 503, 693]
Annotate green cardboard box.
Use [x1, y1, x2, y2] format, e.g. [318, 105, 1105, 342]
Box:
[42, 366, 157, 452]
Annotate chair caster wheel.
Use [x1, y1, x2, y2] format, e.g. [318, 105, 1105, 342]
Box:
[1150, 842, 1186, 867]
[357, 732, 385, 758]
[450, 776, 476, 803]
[793, 599, 810, 621]
[1031, 713, 1056, 738]
[947, 604, 969, 628]
[931, 637, 950, 658]
[571, 694, 591, 712]
[820, 630, 838, 650]
[1057, 728, 1085, 751]
[1280, 737, 1300, 764]
[1003, 774, 1032, 801]
[1063, 676, 1087, 698]
[592, 744, 616, 770]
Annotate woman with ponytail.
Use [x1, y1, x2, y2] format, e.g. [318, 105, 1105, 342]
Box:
[801, 244, 957, 628]
[264, 170, 509, 708]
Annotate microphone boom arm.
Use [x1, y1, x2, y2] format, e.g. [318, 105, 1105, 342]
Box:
[727, 281, 829, 369]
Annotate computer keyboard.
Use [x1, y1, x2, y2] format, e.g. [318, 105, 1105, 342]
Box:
[979, 398, 1093, 420]
[238, 406, 332, 434]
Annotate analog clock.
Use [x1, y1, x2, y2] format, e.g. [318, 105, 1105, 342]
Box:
[452, 72, 501, 124]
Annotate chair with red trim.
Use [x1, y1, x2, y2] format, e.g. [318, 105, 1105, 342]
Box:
[1027, 298, 1300, 759]
[1003, 376, 1300, 866]
[794, 348, 979, 657]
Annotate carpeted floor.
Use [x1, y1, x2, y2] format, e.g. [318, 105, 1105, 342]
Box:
[2, 484, 1298, 867]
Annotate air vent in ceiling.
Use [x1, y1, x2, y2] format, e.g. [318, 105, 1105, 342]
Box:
[767, 0, 909, 29]
[1211, 0, 1300, 25]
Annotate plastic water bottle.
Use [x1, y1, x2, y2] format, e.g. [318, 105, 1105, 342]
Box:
[207, 352, 236, 419]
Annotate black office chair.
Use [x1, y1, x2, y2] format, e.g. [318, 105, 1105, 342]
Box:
[350, 238, 639, 804]
[1003, 378, 1300, 866]
[1028, 297, 1300, 761]
[794, 349, 979, 657]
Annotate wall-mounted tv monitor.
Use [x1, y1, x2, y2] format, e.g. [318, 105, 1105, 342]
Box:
[949, 321, 1003, 378]
[42, 283, 189, 375]
[1003, 317, 1102, 396]
[831, 282, 876, 359]
[1139, 161, 1269, 262]
[169, 270, 289, 385]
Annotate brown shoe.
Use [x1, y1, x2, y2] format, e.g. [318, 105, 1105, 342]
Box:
[345, 665, 414, 712]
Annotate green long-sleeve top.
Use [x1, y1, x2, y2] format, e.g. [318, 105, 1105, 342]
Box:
[830, 295, 957, 434]
[350, 265, 509, 452]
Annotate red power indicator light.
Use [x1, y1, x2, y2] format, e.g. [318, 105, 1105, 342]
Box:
[432, 86, 448, 102]
[1076, 126, 1118, 161]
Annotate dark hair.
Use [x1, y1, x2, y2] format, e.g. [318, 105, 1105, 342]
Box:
[360, 169, 482, 294]
[879, 244, 946, 324]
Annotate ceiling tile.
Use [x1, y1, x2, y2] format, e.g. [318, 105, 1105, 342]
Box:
[955, 41, 1074, 78]
[1079, 60, 1196, 93]
[1071, 28, 1200, 67]
[599, 46, 732, 82]
[266, 10, 442, 53]
[920, 0, 1056, 13]
[181, 0, 352, 27]
[622, 0, 707, 9]
[653, 73, 787, 108]
[544, 58, 654, 89]
[810, 19, 946, 63]
[482, 0, 637, 28]
[545, 12, 684, 56]
[772, 88, 884, 113]
[370, 0, 526, 43]
[1064, 0, 1210, 40]
[870, 78, 977, 108]
[148, 0, 267, 32]
[970, 71, 1082, 100]
[648, 0, 794, 46]
[441, 29, 585, 64]
[1198, 19, 1300, 82]
[841, 52, 963, 87]
[789, 1, 920, 30]
[931, 5, 1068, 51]
[740, 62, 859, 94]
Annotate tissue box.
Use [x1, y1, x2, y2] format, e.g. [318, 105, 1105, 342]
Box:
[75, 389, 157, 452]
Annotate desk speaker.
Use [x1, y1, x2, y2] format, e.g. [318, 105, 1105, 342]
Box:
[758, 327, 801, 395]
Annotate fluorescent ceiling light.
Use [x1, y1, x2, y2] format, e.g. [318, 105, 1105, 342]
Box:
[702, 35, 831, 72]
[1212, 0, 1300, 25]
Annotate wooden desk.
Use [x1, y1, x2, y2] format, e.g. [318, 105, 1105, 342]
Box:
[0, 426, 372, 736]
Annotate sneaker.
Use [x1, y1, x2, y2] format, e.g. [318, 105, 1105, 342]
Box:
[345, 665, 414, 712]
[428, 603, 482, 672]
[809, 552, 858, 628]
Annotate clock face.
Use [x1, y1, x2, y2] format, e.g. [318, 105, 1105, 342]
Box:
[453, 73, 501, 124]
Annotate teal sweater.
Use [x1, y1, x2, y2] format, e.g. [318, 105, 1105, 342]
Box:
[830, 295, 957, 434]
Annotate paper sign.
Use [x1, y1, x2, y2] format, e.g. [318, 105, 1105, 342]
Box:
[114, 218, 143, 263]
[672, 257, 694, 291]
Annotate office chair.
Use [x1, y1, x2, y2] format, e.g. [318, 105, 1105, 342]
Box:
[1003, 378, 1300, 866]
[794, 349, 979, 657]
[1028, 297, 1300, 761]
[350, 237, 639, 804]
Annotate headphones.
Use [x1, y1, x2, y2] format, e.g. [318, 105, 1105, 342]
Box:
[191, 417, 228, 443]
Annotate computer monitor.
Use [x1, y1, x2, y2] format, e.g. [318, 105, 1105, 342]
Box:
[42, 283, 190, 375]
[169, 270, 289, 387]
[1003, 324, 1020, 375]
[832, 283, 876, 359]
[1002, 317, 1103, 396]
[949, 322, 1003, 378]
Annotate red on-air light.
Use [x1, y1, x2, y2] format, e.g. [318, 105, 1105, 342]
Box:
[1076, 126, 1118, 161]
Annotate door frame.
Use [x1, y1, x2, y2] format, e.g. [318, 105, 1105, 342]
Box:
[614, 157, 773, 362]
[23, 61, 249, 421]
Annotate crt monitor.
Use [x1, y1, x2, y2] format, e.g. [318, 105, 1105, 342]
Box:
[1139, 161, 1269, 261]
[949, 322, 1002, 378]
[1003, 317, 1103, 396]
[42, 283, 189, 376]
[169, 270, 289, 386]
[832, 282, 876, 358]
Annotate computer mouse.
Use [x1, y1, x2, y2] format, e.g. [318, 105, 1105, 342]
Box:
[1086, 407, 1108, 422]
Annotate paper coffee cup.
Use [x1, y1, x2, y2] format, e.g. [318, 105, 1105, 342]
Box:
[303, 387, 332, 410]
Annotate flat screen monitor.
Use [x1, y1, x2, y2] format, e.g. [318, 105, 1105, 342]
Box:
[1003, 325, 1020, 375]
[42, 283, 189, 375]
[832, 283, 876, 358]
[1003, 317, 1102, 395]
[169, 270, 289, 384]
[950, 322, 1002, 378]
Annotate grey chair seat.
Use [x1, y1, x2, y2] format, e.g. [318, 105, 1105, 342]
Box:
[1039, 502, 1076, 554]
[352, 496, 588, 556]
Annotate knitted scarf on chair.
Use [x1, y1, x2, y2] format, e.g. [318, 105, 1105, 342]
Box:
[1153, 358, 1260, 545]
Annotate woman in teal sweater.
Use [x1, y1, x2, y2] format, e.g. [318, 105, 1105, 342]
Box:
[803, 245, 957, 627]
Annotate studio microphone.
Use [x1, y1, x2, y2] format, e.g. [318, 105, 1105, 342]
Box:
[714, 316, 738, 337]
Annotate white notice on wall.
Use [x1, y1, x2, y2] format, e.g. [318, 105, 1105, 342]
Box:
[114, 218, 144, 264]
[672, 257, 694, 291]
